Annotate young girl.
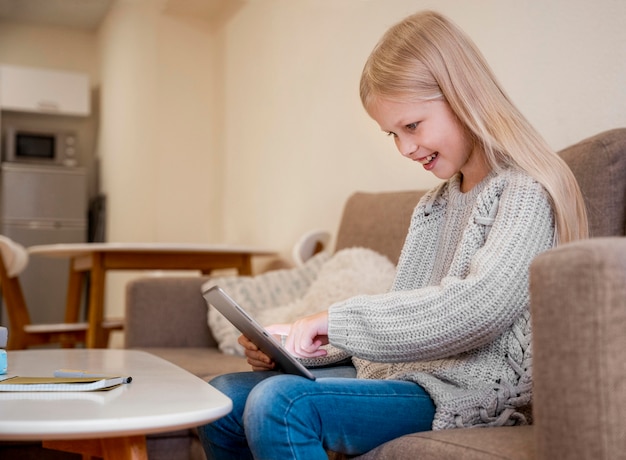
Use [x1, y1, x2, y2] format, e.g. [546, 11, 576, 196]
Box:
[198, 10, 588, 459]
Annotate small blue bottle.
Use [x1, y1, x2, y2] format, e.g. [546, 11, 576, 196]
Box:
[0, 327, 7, 374]
[0, 350, 6, 374]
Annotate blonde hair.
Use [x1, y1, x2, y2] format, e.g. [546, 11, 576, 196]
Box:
[360, 11, 588, 244]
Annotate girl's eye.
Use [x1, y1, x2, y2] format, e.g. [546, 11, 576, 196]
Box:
[406, 122, 419, 131]
[386, 131, 398, 138]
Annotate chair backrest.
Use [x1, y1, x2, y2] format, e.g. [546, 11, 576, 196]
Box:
[335, 190, 425, 265]
[0, 236, 33, 333]
[0, 236, 28, 278]
[558, 128, 626, 237]
[0, 236, 106, 350]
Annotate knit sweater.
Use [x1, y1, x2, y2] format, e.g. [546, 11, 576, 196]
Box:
[322, 168, 555, 430]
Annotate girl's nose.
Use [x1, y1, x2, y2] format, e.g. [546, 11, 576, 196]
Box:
[396, 137, 418, 158]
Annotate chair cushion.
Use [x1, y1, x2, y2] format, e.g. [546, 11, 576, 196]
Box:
[355, 425, 534, 460]
[133, 347, 250, 381]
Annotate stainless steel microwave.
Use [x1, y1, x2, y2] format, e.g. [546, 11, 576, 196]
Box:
[3, 126, 79, 167]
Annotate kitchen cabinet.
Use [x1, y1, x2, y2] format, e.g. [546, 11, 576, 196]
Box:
[0, 64, 90, 116]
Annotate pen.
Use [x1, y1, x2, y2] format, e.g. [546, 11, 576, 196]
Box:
[54, 369, 132, 384]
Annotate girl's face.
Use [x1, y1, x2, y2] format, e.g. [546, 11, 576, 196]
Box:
[367, 97, 489, 192]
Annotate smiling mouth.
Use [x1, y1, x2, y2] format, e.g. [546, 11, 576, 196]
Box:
[418, 152, 438, 165]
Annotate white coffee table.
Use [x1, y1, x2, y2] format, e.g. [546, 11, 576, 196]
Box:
[0, 349, 232, 459]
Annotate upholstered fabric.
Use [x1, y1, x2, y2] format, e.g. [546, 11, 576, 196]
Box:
[125, 276, 215, 348]
[357, 426, 534, 459]
[531, 237, 626, 459]
[141, 347, 248, 382]
[559, 128, 626, 237]
[334, 190, 425, 264]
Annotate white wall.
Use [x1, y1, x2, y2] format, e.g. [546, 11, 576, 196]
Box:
[218, 0, 626, 263]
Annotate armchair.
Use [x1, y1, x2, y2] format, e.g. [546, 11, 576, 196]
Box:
[125, 128, 626, 460]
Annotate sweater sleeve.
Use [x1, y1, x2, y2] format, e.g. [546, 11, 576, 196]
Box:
[327, 175, 555, 363]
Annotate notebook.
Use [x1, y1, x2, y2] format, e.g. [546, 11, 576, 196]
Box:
[202, 285, 316, 380]
[0, 376, 125, 392]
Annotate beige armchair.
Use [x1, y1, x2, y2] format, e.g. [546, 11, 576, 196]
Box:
[124, 128, 626, 460]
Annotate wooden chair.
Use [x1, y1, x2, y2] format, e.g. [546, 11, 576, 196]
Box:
[0, 235, 123, 350]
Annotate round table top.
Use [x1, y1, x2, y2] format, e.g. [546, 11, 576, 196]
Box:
[0, 349, 232, 440]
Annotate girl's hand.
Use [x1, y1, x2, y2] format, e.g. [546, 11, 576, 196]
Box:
[238, 334, 275, 371]
[285, 311, 329, 358]
[238, 323, 292, 371]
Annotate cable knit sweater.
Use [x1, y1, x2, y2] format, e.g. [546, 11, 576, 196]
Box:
[320, 168, 555, 430]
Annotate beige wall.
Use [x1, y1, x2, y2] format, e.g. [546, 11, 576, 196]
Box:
[0, 21, 102, 197]
[97, 0, 220, 244]
[95, 0, 221, 335]
[1, 0, 626, 335]
[218, 0, 626, 260]
[0, 21, 99, 80]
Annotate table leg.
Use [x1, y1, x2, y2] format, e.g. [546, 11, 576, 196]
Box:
[65, 267, 86, 323]
[101, 435, 149, 460]
[239, 254, 253, 275]
[43, 435, 148, 460]
[86, 252, 106, 348]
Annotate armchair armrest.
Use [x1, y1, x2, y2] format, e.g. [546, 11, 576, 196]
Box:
[531, 237, 626, 459]
[125, 276, 216, 348]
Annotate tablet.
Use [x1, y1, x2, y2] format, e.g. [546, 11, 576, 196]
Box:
[202, 285, 316, 380]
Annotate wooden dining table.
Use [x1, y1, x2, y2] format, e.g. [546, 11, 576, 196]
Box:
[28, 242, 276, 348]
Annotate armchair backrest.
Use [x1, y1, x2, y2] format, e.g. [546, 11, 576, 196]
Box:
[558, 128, 626, 237]
[335, 190, 425, 265]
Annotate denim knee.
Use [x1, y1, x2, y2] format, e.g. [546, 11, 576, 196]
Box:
[243, 375, 322, 431]
[245, 375, 311, 415]
[243, 375, 325, 457]
[209, 372, 244, 393]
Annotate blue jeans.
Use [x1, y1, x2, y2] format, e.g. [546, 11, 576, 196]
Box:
[197, 367, 435, 460]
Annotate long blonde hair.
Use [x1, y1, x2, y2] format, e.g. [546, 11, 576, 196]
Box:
[360, 11, 588, 244]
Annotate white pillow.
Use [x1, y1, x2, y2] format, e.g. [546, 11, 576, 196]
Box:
[206, 248, 396, 356]
[205, 251, 330, 355]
